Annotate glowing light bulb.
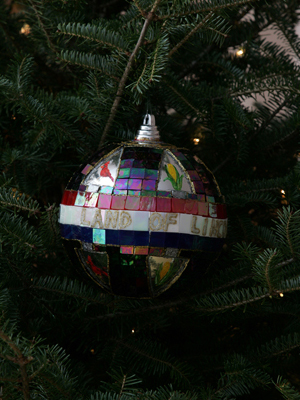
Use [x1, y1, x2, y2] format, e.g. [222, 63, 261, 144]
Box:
[193, 138, 200, 145]
[281, 189, 285, 195]
[236, 49, 244, 57]
[279, 293, 284, 297]
[131, 329, 135, 333]
[20, 24, 31, 35]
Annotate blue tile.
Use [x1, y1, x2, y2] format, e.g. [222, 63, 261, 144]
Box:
[150, 232, 166, 247]
[119, 230, 135, 245]
[106, 229, 120, 245]
[164, 232, 179, 248]
[134, 231, 149, 246]
[60, 224, 73, 239]
[178, 233, 193, 249]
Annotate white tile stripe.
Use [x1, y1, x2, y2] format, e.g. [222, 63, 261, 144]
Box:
[59, 205, 227, 239]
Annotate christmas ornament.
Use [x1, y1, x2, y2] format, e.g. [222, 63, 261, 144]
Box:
[59, 115, 227, 298]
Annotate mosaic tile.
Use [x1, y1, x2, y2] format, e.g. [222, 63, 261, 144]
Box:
[187, 193, 198, 200]
[84, 192, 99, 207]
[97, 194, 112, 209]
[80, 226, 93, 243]
[217, 204, 227, 219]
[100, 186, 113, 194]
[193, 181, 205, 194]
[81, 164, 93, 175]
[145, 160, 160, 169]
[120, 159, 134, 168]
[141, 190, 156, 197]
[165, 248, 179, 257]
[165, 232, 180, 247]
[113, 189, 127, 195]
[82, 242, 93, 251]
[118, 168, 130, 178]
[135, 247, 149, 255]
[111, 195, 126, 210]
[128, 179, 142, 190]
[128, 190, 141, 196]
[157, 197, 172, 212]
[157, 191, 172, 198]
[119, 230, 135, 245]
[150, 232, 166, 247]
[178, 233, 193, 249]
[187, 170, 200, 181]
[180, 160, 194, 169]
[172, 198, 185, 213]
[130, 168, 145, 179]
[209, 203, 217, 218]
[184, 199, 198, 214]
[207, 196, 215, 203]
[133, 211, 149, 230]
[197, 194, 206, 202]
[120, 246, 134, 254]
[60, 224, 72, 239]
[93, 229, 106, 244]
[142, 180, 156, 191]
[145, 169, 158, 180]
[125, 196, 140, 210]
[149, 248, 165, 256]
[139, 197, 156, 211]
[105, 229, 119, 245]
[75, 191, 86, 206]
[122, 148, 135, 158]
[133, 159, 145, 168]
[198, 202, 209, 216]
[172, 190, 186, 199]
[171, 150, 186, 160]
[115, 179, 129, 190]
[134, 231, 149, 246]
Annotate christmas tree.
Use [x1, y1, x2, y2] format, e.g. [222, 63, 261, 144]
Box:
[1, 0, 300, 398]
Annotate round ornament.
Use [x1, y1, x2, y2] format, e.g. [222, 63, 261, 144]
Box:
[59, 115, 227, 298]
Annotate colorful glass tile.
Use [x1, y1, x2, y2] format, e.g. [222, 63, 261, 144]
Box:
[128, 190, 141, 196]
[145, 160, 160, 169]
[187, 170, 200, 180]
[172, 198, 185, 213]
[75, 191, 86, 206]
[193, 181, 205, 193]
[118, 168, 130, 178]
[145, 169, 158, 180]
[209, 203, 217, 218]
[207, 196, 215, 203]
[80, 226, 93, 243]
[119, 230, 135, 245]
[120, 159, 134, 168]
[113, 189, 127, 195]
[184, 199, 198, 214]
[149, 248, 165, 256]
[79, 184, 86, 191]
[139, 197, 156, 211]
[120, 246, 134, 254]
[157, 197, 172, 212]
[62, 190, 77, 205]
[197, 194, 206, 202]
[82, 242, 93, 251]
[111, 196, 126, 210]
[172, 190, 186, 199]
[60, 224, 72, 239]
[100, 186, 113, 194]
[105, 229, 119, 245]
[130, 168, 145, 179]
[84, 192, 99, 207]
[93, 229, 106, 244]
[134, 231, 149, 246]
[133, 159, 145, 168]
[171, 150, 186, 160]
[156, 191, 171, 197]
[81, 164, 93, 175]
[142, 180, 156, 191]
[141, 190, 156, 197]
[187, 193, 198, 200]
[115, 179, 129, 190]
[217, 204, 227, 219]
[135, 247, 149, 255]
[128, 179, 142, 190]
[125, 196, 140, 210]
[198, 202, 209, 216]
[97, 194, 112, 209]
[180, 160, 194, 169]
[165, 248, 179, 257]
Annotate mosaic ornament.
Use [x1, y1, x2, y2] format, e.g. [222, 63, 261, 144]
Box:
[59, 114, 227, 298]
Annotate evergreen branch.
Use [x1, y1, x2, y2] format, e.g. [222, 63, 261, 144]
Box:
[168, 12, 213, 57]
[285, 212, 295, 258]
[160, 0, 257, 19]
[0, 329, 32, 400]
[98, 0, 161, 148]
[165, 82, 202, 116]
[0, 188, 40, 216]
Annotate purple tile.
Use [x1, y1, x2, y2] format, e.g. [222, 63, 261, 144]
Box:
[145, 169, 158, 180]
[79, 184, 86, 191]
[128, 179, 142, 190]
[120, 159, 134, 168]
[113, 189, 127, 195]
[115, 179, 128, 190]
[187, 170, 200, 181]
[157, 191, 172, 197]
[133, 159, 145, 168]
[193, 181, 205, 193]
[118, 168, 130, 178]
[130, 168, 145, 179]
[142, 180, 156, 191]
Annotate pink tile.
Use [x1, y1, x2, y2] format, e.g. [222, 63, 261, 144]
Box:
[198, 202, 208, 216]
[172, 198, 185, 213]
[111, 195, 126, 210]
[97, 194, 112, 209]
[139, 196, 156, 211]
[184, 199, 198, 214]
[157, 197, 172, 212]
[125, 196, 140, 210]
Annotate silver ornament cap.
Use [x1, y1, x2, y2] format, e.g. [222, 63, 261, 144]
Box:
[136, 114, 160, 142]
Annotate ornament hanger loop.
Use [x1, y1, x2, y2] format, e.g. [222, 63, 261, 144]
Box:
[136, 114, 160, 142]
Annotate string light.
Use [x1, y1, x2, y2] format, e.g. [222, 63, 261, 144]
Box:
[193, 138, 200, 145]
[279, 293, 284, 297]
[20, 23, 31, 35]
[236, 48, 245, 57]
[90, 349, 95, 354]
[131, 328, 135, 334]
[280, 189, 285, 195]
